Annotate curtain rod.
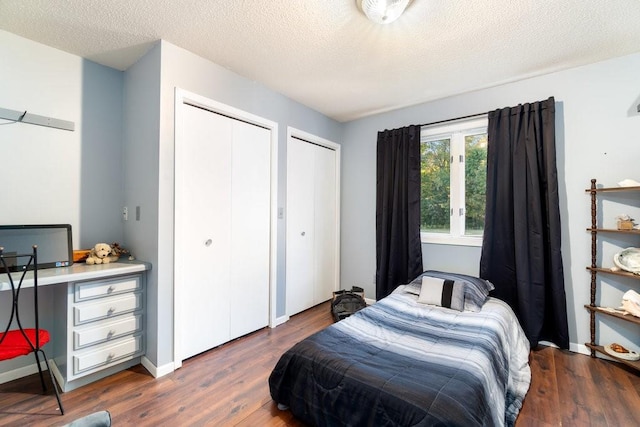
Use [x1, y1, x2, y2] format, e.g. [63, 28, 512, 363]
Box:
[419, 111, 488, 128]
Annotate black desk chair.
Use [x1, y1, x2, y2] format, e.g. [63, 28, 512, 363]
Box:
[0, 245, 64, 414]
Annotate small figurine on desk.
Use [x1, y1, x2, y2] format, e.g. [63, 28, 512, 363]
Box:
[109, 242, 131, 261]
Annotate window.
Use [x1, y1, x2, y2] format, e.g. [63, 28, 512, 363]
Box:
[420, 117, 488, 246]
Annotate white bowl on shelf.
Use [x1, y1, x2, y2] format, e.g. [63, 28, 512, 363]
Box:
[613, 247, 640, 274]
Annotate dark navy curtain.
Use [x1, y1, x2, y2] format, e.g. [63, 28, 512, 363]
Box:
[376, 125, 423, 300]
[480, 97, 569, 349]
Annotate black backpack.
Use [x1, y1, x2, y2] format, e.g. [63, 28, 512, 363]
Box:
[331, 287, 366, 322]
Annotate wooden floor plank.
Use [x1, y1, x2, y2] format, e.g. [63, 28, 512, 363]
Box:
[516, 346, 561, 426]
[553, 348, 608, 425]
[592, 358, 640, 426]
[1, 301, 639, 426]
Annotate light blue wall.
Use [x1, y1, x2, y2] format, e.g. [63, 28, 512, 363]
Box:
[122, 42, 162, 365]
[80, 59, 125, 247]
[340, 52, 640, 352]
[124, 41, 343, 369]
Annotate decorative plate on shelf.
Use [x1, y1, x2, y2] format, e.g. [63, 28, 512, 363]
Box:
[613, 247, 640, 274]
[604, 343, 640, 361]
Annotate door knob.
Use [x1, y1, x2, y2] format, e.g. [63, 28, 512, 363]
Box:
[301, 231, 305, 236]
[204, 239, 212, 247]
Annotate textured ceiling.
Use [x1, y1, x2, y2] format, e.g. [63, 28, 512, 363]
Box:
[1, 0, 640, 122]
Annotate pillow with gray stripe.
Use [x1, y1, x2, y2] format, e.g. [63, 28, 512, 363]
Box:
[405, 270, 494, 312]
[417, 276, 465, 311]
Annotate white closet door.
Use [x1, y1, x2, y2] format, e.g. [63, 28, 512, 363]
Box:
[229, 121, 270, 339]
[179, 105, 232, 359]
[286, 138, 316, 316]
[313, 146, 337, 304]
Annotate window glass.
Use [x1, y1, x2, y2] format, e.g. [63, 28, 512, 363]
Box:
[420, 138, 450, 233]
[464, 133, 487, 236]
[420, 117, 488, 246]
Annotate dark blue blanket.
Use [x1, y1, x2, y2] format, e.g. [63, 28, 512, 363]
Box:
[269, 290, 531, 426]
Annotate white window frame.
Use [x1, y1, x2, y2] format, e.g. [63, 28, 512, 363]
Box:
[420, 117, 488, 247]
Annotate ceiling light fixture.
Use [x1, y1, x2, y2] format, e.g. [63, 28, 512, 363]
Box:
[357, 0, 412, 25]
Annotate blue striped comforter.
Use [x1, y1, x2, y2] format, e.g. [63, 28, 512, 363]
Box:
[269, 287, 531, 426]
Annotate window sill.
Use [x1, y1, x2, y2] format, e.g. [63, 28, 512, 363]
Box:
[420, 233, 483, 247]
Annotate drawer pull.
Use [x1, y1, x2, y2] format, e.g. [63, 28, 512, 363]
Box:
[107, 330, 116, 339]
[107, 353, 116, 361]
[107, 307, 116, 315]
[107, 285, 116, 293]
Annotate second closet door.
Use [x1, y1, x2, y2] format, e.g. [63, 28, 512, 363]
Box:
[313, 145, 337, 304]
[286, 137, 338, 316]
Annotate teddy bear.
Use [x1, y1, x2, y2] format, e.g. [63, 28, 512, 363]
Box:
[85, 243, 114, 265]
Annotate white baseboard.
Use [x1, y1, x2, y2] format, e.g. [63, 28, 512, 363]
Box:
[365, 297, 377, 305]
[50, 360, 64, 389]
[0, 361, 43, 385]
[569, 342, 591, 356]
[141, 356, 174, 378]
[273, 315, 290, 327]
[537, 340, 560, 350]
[538, 341, 617, 361]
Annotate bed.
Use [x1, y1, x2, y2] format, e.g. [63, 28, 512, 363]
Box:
[269, 272, 531, 427]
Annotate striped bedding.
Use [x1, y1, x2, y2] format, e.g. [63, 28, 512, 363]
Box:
[269, 286, 531, 426]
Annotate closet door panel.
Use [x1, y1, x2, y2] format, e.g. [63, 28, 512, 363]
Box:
[229, 121, 271, 339]
[313, 146, 337, 304]
[286, 138, 316, 316]
[179, 105, 232, 359]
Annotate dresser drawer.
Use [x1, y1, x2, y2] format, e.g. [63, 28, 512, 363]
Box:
[74, 293, 143, 325]
[75, 275, 141, 302]
[73, 312, 143, 350]
[73, 334, 143, 375]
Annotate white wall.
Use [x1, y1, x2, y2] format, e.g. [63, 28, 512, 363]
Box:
[341, 52, 640, 352]
[0, 30, 125, 247]
[124, 40, 343, 369]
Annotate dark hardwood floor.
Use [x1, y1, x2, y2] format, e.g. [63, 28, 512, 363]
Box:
[1, 301, 639, 426]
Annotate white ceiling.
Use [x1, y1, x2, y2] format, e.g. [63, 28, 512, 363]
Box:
[1, 0, 640, 122]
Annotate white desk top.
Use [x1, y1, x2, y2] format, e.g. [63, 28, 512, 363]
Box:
[0, 261, 151, 291]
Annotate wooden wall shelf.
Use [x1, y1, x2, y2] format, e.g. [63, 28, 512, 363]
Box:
[585, 178, 640, 373]
[586, 266, 640, 281]
[584, 305, 640, 326]
[586, 228, 640, 235]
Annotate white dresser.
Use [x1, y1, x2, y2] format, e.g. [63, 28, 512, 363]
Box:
[47, 262, 149, 391]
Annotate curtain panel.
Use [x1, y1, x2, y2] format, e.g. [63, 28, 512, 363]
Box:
[480, 97, 569, 349]
[375, 125, 423, 300]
